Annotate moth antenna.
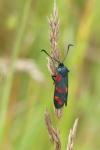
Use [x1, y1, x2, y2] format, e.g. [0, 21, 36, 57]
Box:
[41, 49, 60, 64]
[62, 44, 74, 63]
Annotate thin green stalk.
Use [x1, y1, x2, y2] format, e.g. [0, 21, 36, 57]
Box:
[0, 0, 32, 144]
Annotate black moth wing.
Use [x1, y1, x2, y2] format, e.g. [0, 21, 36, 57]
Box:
[52, 64, 69, 109]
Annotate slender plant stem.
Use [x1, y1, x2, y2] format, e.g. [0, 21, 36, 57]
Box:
[44, 110, 61, 150]
[0, 0, 32, 145]
[66, 118, 79, 150]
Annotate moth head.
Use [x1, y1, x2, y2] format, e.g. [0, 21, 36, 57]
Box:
[57, 63, 69, 76]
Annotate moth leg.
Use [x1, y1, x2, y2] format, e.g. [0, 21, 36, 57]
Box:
[65, 101, 67, 106]
[52, 75, 56, 84]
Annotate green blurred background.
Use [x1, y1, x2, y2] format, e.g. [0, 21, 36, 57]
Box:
[0, 0, 100, 150]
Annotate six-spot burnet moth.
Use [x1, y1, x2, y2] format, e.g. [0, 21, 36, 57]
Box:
[41, 44, 73, 109]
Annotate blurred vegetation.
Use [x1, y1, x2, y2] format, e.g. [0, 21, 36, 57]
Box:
[0, 0, 100, 150]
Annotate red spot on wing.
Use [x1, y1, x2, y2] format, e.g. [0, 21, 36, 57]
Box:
[55, 86, 67, 93]
[55, 87, 63, 93]
[54, 96, 63, 105]
[55, 74, 61, 82]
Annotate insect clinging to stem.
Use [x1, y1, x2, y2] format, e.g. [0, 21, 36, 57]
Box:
[41, 44, 73, 109]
